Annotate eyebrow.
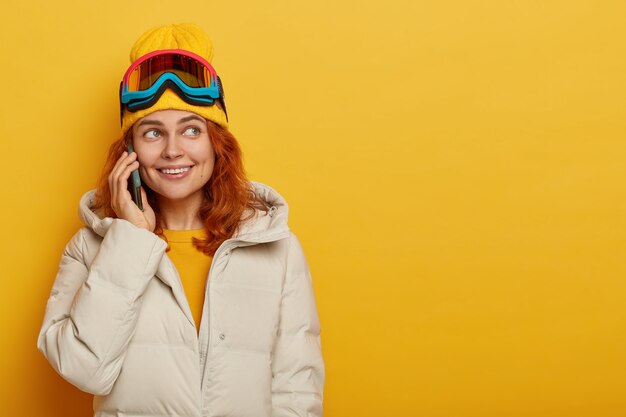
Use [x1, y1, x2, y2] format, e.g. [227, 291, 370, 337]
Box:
[136, 114, 206, 128]
[179, 115, 206, 124]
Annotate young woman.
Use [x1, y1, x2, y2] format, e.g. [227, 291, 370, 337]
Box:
[37, 23, 324, 417]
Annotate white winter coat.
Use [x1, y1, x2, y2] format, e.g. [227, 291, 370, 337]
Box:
[37, 181, 324, 417]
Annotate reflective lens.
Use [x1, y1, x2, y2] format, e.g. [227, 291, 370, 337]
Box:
[125, 53, 213, 92]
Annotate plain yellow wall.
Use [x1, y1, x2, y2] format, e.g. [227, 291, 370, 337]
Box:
[1, 0, 625, 416]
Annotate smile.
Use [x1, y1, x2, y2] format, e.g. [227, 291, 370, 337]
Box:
[158, 167, 192, 174]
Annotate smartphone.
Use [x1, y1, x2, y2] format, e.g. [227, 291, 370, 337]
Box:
[127, 144, 144, 211]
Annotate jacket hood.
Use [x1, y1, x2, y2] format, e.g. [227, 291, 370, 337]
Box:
[78, 181, 290, 244]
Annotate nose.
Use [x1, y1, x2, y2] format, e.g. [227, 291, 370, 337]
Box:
[161, 136, 183, 159]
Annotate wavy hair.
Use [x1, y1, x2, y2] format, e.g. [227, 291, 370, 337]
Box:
[93, 120, 269, 256]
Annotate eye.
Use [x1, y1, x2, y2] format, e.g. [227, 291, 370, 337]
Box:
[184, 126, 201, 136]
[144, 129, 161, 139]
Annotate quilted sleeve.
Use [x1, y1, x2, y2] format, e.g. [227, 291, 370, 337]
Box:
[271, 232, 325, 416]
[37, 219, 167, 395]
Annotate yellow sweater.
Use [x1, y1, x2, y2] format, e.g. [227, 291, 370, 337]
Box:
[161, 229, 213, 333]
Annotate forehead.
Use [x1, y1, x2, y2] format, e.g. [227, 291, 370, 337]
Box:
[135, 110, 206, 128]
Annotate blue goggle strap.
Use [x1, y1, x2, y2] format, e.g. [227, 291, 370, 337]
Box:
[120, 72, 220, 105]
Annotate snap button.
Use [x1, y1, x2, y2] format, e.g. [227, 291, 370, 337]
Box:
[219, 333, 226, 341]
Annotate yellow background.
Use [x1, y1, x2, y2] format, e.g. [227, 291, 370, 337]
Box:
[1, 0, 625, 416]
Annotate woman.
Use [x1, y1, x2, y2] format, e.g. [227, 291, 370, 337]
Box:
[37, 23, 324, 417]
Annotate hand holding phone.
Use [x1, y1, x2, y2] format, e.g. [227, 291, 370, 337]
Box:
[110, 146, 155, 232]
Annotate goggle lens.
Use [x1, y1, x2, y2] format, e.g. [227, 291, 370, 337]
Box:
[126, 54, 213, 92]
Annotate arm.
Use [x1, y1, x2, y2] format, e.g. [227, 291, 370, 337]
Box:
[37, 219, 167, 395]
[271, 233, 325, 417]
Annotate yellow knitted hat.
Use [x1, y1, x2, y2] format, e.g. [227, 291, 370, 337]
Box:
[120, 23, 228, 138]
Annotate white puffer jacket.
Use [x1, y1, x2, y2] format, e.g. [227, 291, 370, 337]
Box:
[37, 181, 324, 417]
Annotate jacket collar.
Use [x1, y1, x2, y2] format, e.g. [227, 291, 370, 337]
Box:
[78, 181, 290, 244]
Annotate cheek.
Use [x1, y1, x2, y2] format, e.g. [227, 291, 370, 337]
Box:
[207, 143, 216, 163]
[198, 149, 215, 180]
[134, 148, 160, 181]
[199, 159, 215, 180]
[192, 141, 216, 164]
[134, 145, 160, 166]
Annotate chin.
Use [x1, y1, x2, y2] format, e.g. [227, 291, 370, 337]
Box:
[150, 185, 205, 202]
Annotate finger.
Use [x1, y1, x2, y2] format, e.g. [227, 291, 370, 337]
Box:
[111, 151, 137, 182]
[109, 150, 129, 194]
[117, 161, 140, 197]
[111, 153, 137, 201]
[112, 151, 129, 176]
[108, 151, 127, 189]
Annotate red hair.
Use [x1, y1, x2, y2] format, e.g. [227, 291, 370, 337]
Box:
[93, 120, 268, 256]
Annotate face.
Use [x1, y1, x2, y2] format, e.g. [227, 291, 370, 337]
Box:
[131, 109, 215, 205]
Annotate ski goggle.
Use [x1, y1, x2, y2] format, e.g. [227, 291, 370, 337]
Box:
[119, 49, 227, 121]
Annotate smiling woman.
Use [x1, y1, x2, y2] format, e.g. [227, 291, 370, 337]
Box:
[36, 23, 324, 417]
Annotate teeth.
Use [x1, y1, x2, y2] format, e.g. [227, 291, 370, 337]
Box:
[160, 167, 191, 174]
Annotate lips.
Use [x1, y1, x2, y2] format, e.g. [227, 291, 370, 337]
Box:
[158, 167, 191, 174]
[156, 165, 194, 179]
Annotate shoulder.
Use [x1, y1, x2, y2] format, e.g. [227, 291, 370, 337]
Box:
[63, 226, 104, 268]
[283, 231, 312, 276]
[63, 228, 87, 261]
